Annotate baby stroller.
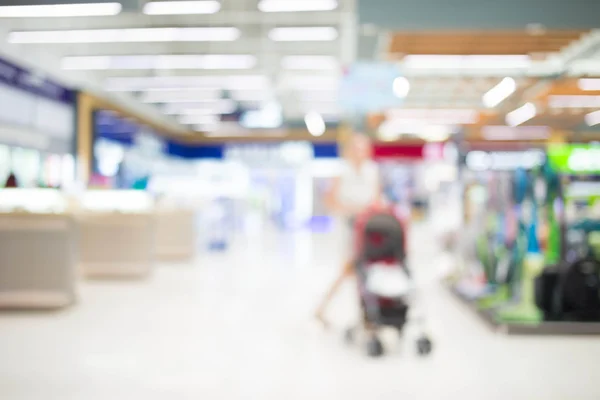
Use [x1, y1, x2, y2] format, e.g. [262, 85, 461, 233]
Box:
[344, 206, 433, 357]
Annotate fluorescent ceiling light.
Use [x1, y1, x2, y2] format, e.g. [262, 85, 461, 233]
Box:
[403, 55, 531, 70]
[62, 55, 256, 70]
[269, 27, 338, 41]
[0, 2, 121, 18]
[164, 100, 237, 115]
[104, 75, 269, 91]
[549, 95, 600, 108]
[142, 89, 222, 103]
[285, 75, 340, 90]
[179, 115, 220, 125]
[259, 0, 338, 12]
[585, 110, 600, 126]
[506, 103, 536, 127]
[378, 121, 455, 141]
[143, 1, 220, 15]
[393, 77, 410, 98]
[305, 112, 326, 136]
[281, 56, 338, 70]
[385, 109, 479, 124]
[578, 79, 600, 91]
[9, 27, 240, 44]
[482, 77, 517, 108]
[482, 125, 550, 140]
[177, 107, 237, 116]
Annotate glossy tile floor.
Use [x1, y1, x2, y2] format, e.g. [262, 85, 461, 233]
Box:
[1, 218, 600, 399]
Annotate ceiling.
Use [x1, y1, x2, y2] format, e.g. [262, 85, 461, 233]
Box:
[0, 0, 353, 137]
[0, 0, 599, 143]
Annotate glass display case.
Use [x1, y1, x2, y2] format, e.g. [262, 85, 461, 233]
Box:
[0, 188, 68, 214]
[0, 189, 76, 309]
[77, 190, 155, 279]
[79, 190, 153, 214]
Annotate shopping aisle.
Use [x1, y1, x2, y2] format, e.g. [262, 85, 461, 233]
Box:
[0, 220, 600, 400]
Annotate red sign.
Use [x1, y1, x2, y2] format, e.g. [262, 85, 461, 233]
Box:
[373, 144, 424, 160]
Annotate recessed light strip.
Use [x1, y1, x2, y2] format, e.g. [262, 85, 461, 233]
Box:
[549, 95, 600, 108]
[143, 1, 220, 15]
[281, 56, 338, 70]
[482, 77, 517, 108]
[482, 125, 550, 140]
[9, 27, 240, 44]
[585, 110, 600, 126]
[104, 75, 269, 91]
[578, 79, 600, 91]
[305, 112, 326, 137]
[385, 109, 479, 124]
[403, 55, 531, 70]
[62, 55, 257, 70]
[269, 27, 338, 41]
[0, 2, 122, 18]
[506, 103, 536, 127]
[259, 0, 338, 12]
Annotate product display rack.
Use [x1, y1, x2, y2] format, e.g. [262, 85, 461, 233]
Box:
[452, 144, 600, 335]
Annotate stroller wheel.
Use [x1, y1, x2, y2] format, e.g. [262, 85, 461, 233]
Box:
[366, 336, 384, 357]
[344, 327, 355, 344]
[416, 336, 433, 356]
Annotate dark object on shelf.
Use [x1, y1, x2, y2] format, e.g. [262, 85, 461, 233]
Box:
[535, 259, 600, 322]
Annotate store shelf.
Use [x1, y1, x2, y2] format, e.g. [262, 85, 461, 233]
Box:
[449, 284, 600, 336]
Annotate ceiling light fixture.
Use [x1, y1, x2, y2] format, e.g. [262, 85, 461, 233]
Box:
[61, 55, 256, 70]
[585, 110, 600, 126]
[578, 78, 600, 91]
[403, 55, 531, 70]
[281, 56, 338, 70]
[304, 112, 326, 136]
[549, 95, 600, 108]
[482, 77, 517, 108]
[482, 125, 550, 140]
[142, 89, 222, 103]
[506, 102, 536, 126]
[9, 27, 240, 44]
[392, 77, 410, 98]
[104, 75, 269, 91]
[259, 0, 338, 12]
[164, 100, 237, 115]
[143, 0, 220, 15]
[0, 2, 122, 18]
[385, 108, 479, 124]
[269, 27, 338, 41]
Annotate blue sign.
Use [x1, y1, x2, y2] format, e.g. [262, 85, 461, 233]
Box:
[164, 142, 339, 160]
[338, 63, 404, 113]
[93, 110, 138, 146]
[166, 142, 224, 159]
[0, 55, 74, 104]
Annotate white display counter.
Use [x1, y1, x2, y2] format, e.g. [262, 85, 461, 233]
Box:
[0, 189, 76, 309]
[77, 190, 155, 279]
[155, 206, 197, 261]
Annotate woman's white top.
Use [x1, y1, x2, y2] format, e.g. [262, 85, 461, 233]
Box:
[337, 160, 380, 210]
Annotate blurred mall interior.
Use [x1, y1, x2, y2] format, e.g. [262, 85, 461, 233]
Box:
[2, 0, 600, 398]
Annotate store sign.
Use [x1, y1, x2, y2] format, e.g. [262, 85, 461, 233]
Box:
[0, 56, 74, 104]
[93, 110, 138, 145]
[548, 145, 600, 173]
[465, 150, 544, 171]
[224, 142, 313, 166]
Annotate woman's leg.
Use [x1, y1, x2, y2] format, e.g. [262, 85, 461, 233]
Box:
[315, 259, 354, 327]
